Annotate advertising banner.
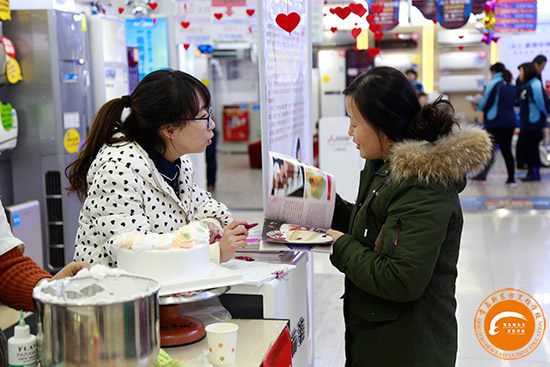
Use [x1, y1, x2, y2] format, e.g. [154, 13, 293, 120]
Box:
[223, 105, 249, 142]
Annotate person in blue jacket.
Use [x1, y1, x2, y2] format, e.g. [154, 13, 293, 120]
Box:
[518, 62, 549, 182]
[471, 62, 517, 186]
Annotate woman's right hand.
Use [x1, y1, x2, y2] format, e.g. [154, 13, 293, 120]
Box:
[219, 219, 249, 263]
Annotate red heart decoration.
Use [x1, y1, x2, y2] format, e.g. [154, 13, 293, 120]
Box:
[148, 2, 158, 10]
[246, 9, 255, 16]
[366, 14, 375, 24]
[395, 32, 400, 37]
[368, 47, 380, 57]
[484, 19, 490, 25]
[275, 12, 301, 34]
[351, 28, 362, 39]
[458, 46, 464, 51]
[214, 13, 223, 20]
[181, 21, 190, 29]
[459, 35, 464, 39]
[152, 18, 157, 25]
[329, 7, 336, 14]
[333, 6, 351, 20]
[249, 26, 253, 34]
[349, 3, 367, 17]
[118, 7, 124, 14]
[184, 44, 190, 50]
[432, 18, 438, 24]
[374, 31, 384, 41]
[369, 24, 381, 32]
[354, 45, 359, 52]
[331, 27, 338, 33]
[371, 4, 384, 14]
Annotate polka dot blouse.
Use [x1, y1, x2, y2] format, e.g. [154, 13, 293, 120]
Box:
[73, 137, 233, 267]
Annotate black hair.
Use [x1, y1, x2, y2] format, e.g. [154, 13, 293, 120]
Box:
[343, 67, 459, 143]
[66, 69, 210, 201]
[405, 69, 418, 78]
[490, 62, 512, 84]
[533, 55, 547, 65]
[519, 62, 538, 83]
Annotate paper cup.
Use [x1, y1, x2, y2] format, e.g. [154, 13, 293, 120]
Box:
[205, 322, 239, 366]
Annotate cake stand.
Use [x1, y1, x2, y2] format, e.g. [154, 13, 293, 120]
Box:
[159, 286, 230, 347]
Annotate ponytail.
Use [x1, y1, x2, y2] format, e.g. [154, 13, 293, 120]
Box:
[407, 96, 459, 142]
[65, 97, 129, 202]
[502, 69, 512, 84]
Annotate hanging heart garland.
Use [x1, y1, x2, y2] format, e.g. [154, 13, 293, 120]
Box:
[214, 13, 223, 20]
[331, 6, 351, 20]
[331, 27, 338, 33]
[181, 21, 190, 29]
[148, 2, 158, 10]
[349, 3, 367, 17]
[118, 7, 124, 14]
[184, 44, 190, 50]
[246, 9, 255, 16]
[276, 12, 301, 34]
[368, 47, 380, 57]
[351, 27, 362, 39]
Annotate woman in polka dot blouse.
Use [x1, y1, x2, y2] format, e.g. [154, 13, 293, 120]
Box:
[66, 70, 249, 267]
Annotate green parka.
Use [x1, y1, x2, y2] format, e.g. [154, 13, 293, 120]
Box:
[330, 127, 492, 367]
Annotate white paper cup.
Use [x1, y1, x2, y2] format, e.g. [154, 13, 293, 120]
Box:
[205, 322, 239, 366]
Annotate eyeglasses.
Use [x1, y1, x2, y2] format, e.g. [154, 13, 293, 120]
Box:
[188, 106, 213, 129]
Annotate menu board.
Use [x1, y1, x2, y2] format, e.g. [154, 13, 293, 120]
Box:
[494, 0, 537, 34]
[258, 0, 312, 198]
[436, 0, 472, 29]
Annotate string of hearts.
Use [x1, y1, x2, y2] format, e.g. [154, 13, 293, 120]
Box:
[329, 2, 384, 57]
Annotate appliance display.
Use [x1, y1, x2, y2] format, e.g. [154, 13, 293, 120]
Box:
[5, 10, 93, 271]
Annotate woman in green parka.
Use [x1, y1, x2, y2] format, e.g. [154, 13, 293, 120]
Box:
[327, 67, 492, 367]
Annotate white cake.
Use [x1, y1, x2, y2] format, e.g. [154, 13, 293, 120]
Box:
[116, 222, 210, 285]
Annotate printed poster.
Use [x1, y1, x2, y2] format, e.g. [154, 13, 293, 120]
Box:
[436, 0, 472, 29]
[223, 105, 249, 142]
[258, 0, 312, 170]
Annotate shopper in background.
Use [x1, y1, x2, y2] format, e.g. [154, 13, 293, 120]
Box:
[405, 68, 424, 94]
[0, 197, 89, 367]
[471, 62, 517, 186]
[515, 55, 548, 169]
[66, 69, 249, 267]
[327, 67, 491, 366]
[205, 128, 218, 192]
[517, 62, 549, 182]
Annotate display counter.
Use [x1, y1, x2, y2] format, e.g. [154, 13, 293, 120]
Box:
[169, 319, 289, 366]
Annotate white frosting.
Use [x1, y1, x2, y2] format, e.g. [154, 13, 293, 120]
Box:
[33, 265, 160, 306]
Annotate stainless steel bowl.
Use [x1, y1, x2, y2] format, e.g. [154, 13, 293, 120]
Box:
[33, 273, 161, 367]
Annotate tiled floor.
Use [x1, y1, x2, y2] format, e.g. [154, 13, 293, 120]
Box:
[213, 150, 550, 367]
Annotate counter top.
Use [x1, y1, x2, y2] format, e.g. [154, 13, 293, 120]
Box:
[169, 319, 288, 366]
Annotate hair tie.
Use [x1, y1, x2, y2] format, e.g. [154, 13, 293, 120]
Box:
[121, 95, 131, 108]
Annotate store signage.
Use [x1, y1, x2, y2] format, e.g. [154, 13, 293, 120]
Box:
[494, 0, 537, 34]
[436, 0, 472, 29]
[412, 0, 436, 22]
[367, 0, 399, 31]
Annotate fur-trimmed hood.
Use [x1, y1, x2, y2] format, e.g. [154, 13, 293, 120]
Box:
[387, 126, 492, 185]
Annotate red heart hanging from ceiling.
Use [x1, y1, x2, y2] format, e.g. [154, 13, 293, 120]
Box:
[371, 3, 384, 14]
[458, 46, 464, 50]
[351, 28, 362, 39]
[181, 21, 190, 29]
[275, 12, 301, 34]
[148, 2, 158, 10]
[184, 44, 190, 50]
[369, 24, 381, 32]
[368, 47, 380, 57]
[459, 35, 464, 39]
[354, 45, 359, 51]
[432, 18, 438, 24]
[366, 14, 375, 24]
[329, 7, 336, 14]
[246, 9, 255, 16]
[214, 13, 223, 20]
[331, 27, 338, 33]
[118, 7, 124, 14]
[374, 31, 384, 41]
[333, 6, 351, 20]
[349, 3, 367, 17]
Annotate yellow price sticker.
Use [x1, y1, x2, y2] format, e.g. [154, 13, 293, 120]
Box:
[0, 0, 11, 21]
[6, 57, 22, 84]
[322, 75, 331, 83]
[64, 128, 81, 154]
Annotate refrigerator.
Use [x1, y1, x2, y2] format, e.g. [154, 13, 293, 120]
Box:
[4, 10, 93, 272]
